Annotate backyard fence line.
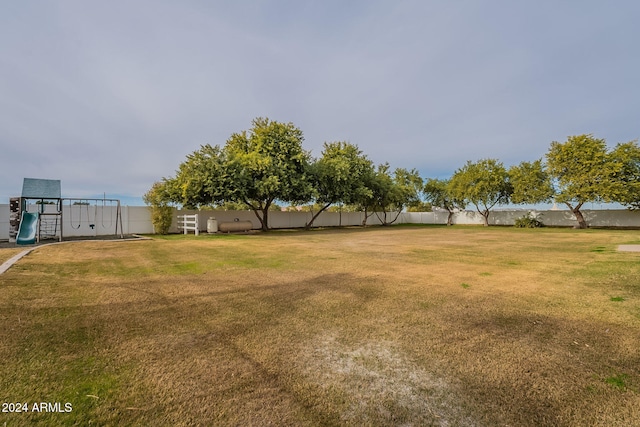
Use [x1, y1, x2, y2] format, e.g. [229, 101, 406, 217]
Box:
[1, 205, 639, 240]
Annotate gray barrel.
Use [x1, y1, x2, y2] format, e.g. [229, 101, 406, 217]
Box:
[207, 217, 218, 233]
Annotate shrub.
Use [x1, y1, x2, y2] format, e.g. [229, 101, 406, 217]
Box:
[143, 182, 174, 235]
[514, 212, 544, 228]
[148, 205, 173, 234]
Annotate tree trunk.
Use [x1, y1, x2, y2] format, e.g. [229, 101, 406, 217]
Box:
[305, 203, 331, 229]
[249, 208, 266, 231]
[477, 208, 490, 226]
[375, 211, 391, 226]
[260, 206, 270, 231]
[246, 199, 271, 231]
[446, 210, 453, 226]
[567, 202, 588, 229]
[244, 200, 266, 232]
[376, 210, 402, 226]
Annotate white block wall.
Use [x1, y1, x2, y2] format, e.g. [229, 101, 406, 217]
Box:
[2, 204, 640, 240]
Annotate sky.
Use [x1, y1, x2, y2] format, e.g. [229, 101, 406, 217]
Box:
[1, 0, 639, 205]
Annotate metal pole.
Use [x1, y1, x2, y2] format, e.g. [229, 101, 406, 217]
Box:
[116, 200, 124, 238]
[59, 199, 63, 242]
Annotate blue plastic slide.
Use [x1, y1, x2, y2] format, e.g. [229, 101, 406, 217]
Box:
[16, 212, 38, 245]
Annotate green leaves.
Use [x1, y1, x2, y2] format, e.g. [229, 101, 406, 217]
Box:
[546, 134, 612, 206]
[423, 178, 464, 212]
[304, 142, 375, 227]
[142, 181, 174, 234]
[609, 140, 640, 209]
[223, 117, 313, 209]
[149, 123, 638, 233]
[449, 159, 511, 225]
[508, 159, 554, 205]
[544, 134, 640, 227]
[310, 141, 374, 206]
[361, 164, 423, 225]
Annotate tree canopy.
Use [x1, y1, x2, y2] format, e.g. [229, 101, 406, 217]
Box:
[449, 159, 512, 226]
[508, 159, 554, 205]
[422, 178, 464, 225]
[610, 140, 640, 210]
[360, 164, 423, 226]
[305, 141, 374, 228]
[148, 121, 640, 232]
[163, 144, 227, 210]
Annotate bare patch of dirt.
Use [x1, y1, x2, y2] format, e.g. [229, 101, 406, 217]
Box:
[299, 333, 480, 426]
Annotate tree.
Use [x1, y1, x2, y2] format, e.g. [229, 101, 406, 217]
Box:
[154, 118, 313, 231]
[545, 134, 618, 229]
[406, 201, 432, 212]
[422, 178, 465, 226]
[305, 142, 374, 228]
[223, 117, 313, 231]
[449, 159, 512, 226]
[508, 159, 554, 205]
[143, 181, 174, 234]
[610, 140, 640, 210]
[164, 144, 227, 209]
[358, 164, 423, 226]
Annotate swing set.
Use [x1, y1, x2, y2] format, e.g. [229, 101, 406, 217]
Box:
[11, 178, 124, 244]
[66, 198, 123, 236]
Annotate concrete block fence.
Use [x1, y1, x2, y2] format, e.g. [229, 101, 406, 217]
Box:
[1, 204, 639, 240]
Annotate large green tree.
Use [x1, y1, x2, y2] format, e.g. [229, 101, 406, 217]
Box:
[508, 159, 554, 205]
[163, 144, 227, 209]
[546, 134, 619, 228]
[359, 164, 423, 226]
[223, 117, 313, 231]
[422, 178, 465, 226]
[610, 140, 640, 210]
[305, 141, 374, 229]
[155, 118, 313, 231]
[449, 158, 512, 226]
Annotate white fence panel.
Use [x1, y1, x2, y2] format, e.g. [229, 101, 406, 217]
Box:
[124, 206, 155, 234]
[177, 214, 199, 235]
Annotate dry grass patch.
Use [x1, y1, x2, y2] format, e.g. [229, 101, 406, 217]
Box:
[0, 247, 25, 265]
[0, 226, 639, 426]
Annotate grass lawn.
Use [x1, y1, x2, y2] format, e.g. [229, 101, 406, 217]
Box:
[0, 226, 639, 426]
[0, 248, 26, 265]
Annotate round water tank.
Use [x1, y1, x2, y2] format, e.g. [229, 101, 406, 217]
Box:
[207, 217, 218, 233]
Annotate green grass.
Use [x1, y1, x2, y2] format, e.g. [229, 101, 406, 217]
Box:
[606, 374, 630, 390]
[1, 226, 639, 426]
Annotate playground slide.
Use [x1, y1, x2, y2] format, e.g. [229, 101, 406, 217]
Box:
[16, 212, 38, 245]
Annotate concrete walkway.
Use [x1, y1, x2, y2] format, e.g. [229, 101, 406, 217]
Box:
[0, 248, 36, 275]
[618, 245, 640, 252]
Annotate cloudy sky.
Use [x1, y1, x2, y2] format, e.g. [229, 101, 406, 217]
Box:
[1, 1, 639, 205]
